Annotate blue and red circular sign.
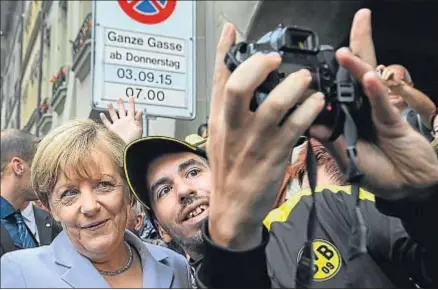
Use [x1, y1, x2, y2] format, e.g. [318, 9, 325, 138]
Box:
[118, 0, 177, 25]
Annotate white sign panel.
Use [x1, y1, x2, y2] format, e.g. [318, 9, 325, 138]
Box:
[92, 0, 196, 119]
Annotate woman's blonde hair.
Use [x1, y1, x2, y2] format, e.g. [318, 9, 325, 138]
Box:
[31, 119, 128, 210]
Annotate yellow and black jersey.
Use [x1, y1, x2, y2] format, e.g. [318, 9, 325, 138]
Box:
[197, 185, 438, 288]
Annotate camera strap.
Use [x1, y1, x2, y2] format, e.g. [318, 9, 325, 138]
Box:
[295, 139, 318, 288]
[295, 104, 368, 288]
[341, 104, 368, 288]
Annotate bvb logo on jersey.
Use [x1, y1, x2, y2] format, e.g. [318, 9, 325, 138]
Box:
[297, 239, 342, 281]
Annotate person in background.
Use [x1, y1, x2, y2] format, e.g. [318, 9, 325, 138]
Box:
[197, 123, 208, 139]
[127, 199, 169, 248]
[1, 129, 61, 257]
[0, 120, 191, 288]
[290, 138, 345, 189]
[140, 214, 161, 241]
[377, 64, 436, 140]
[274, 138, 345, 207]
[126, 199, 146, 237]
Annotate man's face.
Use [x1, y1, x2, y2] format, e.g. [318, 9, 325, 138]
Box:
[146, 152, 211, 249]
[126, 204, 145, 236]
[5, 157, 38, 202]
[383, 65, 411, 111]
[20, 161, 37, 201]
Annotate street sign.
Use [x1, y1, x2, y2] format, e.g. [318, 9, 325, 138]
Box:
[118, 0, 177, 24]
[91, 0, 196, 120]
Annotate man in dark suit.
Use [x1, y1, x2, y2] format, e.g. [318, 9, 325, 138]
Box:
[0, 129, 61, 257]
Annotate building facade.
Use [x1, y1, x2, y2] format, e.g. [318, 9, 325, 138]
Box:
[20, 0, 44, 135]
[1, 1, 25, 130]
[1, 0, 264, 138]
[2, 0, 367, 140]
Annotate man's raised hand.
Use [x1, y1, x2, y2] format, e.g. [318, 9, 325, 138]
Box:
[100, 97, 143, 144]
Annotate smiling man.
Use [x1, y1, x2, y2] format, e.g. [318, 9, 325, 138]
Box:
[124, 137, 209, 270]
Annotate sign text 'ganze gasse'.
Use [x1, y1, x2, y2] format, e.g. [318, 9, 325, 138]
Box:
[106, 30, 184, 53]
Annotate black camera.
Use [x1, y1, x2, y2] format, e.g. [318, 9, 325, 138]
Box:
[224, 24, 374, 141]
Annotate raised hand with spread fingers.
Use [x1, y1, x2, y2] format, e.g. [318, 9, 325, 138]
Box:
[100, 97, 143, 144]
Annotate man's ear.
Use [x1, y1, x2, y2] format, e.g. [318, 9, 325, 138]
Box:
[10, 157, 25, 176]
[134, 213, 145, 232]
[154, 220, 172, 243]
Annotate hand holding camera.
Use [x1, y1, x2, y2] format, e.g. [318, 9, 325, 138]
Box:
[224, 8, 438, 199]
[207, 9, 438, 251]
[206, 23, 325, 249]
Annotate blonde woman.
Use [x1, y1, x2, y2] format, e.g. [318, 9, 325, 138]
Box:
[0, 120, 190, 288]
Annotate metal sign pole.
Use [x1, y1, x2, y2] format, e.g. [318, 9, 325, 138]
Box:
[142, 109, 148, 137]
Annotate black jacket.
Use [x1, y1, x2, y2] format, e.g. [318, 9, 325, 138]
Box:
[196, 185, 438, 288]
[0, 205, 62, 257]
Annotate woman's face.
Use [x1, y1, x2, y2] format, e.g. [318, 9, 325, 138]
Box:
[49, 150, 129, 260]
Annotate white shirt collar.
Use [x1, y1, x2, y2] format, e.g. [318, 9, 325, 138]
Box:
[21, 202, 34, 222]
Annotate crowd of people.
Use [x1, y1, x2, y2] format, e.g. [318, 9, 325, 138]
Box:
[1, 8, 438, 289]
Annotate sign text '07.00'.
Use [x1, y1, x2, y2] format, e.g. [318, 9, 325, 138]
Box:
[104, 82, 186, 108]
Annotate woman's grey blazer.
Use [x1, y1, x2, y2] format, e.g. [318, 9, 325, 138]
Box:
[0, 230, 191, 288]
